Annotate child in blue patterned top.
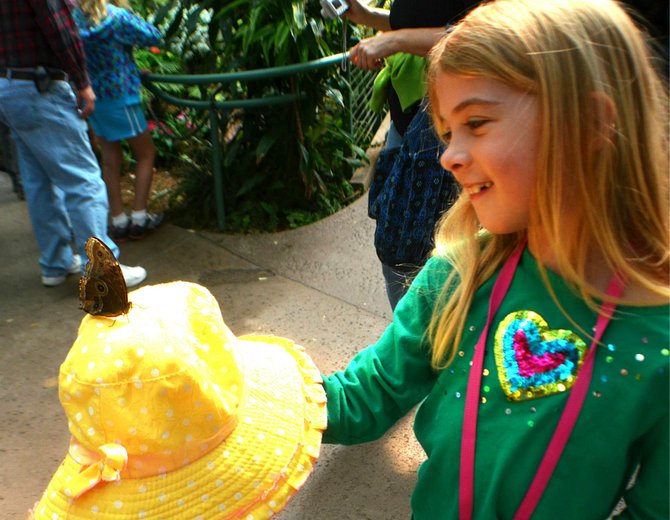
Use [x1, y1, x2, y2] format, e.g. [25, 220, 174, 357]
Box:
[73, 0, 164, 242]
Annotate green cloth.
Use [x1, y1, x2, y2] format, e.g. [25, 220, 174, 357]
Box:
[369, 53, 428, 113]
[323, 248, 669, 519]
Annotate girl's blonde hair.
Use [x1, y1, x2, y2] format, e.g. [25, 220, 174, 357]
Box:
[78, 0, 130, 25]
[426, 0, 669, 370]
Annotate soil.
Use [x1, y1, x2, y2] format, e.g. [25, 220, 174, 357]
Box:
[119, 167, 179, 214]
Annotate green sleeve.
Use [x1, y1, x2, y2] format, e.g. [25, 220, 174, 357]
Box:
[614, 413, 670, 519]
[322, 257, 449, 444]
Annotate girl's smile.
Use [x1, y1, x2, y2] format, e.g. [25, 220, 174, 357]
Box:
[462, 181, 492, 197]
[433, 73, 541, 235]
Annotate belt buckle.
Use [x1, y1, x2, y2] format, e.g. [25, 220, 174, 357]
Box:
[34, 66, 52, 93]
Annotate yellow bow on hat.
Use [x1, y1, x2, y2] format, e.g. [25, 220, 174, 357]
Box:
[70, 443, 128, 499]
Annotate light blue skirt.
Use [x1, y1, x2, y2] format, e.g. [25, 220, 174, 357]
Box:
[88, 101, 148, 142]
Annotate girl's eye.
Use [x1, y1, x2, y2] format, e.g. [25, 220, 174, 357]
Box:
[465, 119, 487, 131]
[440, 131, 452, 147]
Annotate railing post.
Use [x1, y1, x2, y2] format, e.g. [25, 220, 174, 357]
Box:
[342, 39, 354, 140]
[344, 69, 354, 145]
[209, 105, 225, 230]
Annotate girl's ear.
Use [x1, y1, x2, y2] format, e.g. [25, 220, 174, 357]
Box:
[589, 91, 617, 150]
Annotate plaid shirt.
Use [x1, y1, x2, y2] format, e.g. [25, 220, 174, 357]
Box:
[0, 0, 89, 89]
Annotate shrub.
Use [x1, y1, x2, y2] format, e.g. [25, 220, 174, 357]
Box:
[131, 0, 376, 232]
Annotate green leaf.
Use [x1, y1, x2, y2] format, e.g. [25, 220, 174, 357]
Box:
[164, 5, 184, 41]
[273, 24, 290, 57]
[291, 3, 306, 38]
[255, 133, 279, 162]
[235, 170, 266, 197]
[151, 0, 178, 27]
[185, 5, 208, 35]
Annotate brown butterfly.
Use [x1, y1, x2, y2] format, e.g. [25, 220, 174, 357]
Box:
[79, 237, 131, 317]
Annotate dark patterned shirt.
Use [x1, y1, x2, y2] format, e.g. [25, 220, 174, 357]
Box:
[0, 0, 89, 89]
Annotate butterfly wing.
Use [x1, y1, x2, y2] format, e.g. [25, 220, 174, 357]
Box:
[79, 237, 131, 317]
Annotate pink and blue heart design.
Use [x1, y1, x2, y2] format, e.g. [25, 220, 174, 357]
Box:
[494, 310, 587, 401]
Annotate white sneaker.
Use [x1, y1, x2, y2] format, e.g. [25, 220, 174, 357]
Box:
[120, 264, 147, 288]
[42, 254, 82, 287]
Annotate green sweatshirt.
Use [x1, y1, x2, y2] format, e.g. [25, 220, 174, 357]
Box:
[323, 248, 669, 519]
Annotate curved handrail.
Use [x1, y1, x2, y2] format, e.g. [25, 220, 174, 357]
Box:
[141, 51, 353, 230]
[142, 81, 302, 110]
[143, 52, 349, 86]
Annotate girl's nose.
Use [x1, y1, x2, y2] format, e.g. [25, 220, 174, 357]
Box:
[440, 142, 469, 173]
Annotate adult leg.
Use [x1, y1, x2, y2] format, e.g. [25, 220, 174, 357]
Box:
[0, 79, 79, 275]
[376, 122, 407, 309]
[13, 136, 77, 275]
[0, 120, 23, 199]
[381, 263, 416, 311]
[1, 80, 120, 263]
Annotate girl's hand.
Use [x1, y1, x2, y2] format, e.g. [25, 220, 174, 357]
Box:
[349, 32, 395, 70]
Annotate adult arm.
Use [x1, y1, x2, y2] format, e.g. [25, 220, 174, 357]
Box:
[349, 26, 447, 71]
[342, 0, 391, 31]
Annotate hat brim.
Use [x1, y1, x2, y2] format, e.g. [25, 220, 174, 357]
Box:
[34, 335, 326, 519]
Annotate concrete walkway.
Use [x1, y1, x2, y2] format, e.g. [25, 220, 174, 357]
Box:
[0, 171, 425, 519]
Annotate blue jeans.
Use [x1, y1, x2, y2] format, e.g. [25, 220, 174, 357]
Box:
[385, 120, 403, 150]
[381, 262, 419, 311]
[380, 121, 410, 311]
[0, 78, 118, 276]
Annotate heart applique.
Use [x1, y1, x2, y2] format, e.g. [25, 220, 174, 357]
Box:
[494, 310, 587, 401]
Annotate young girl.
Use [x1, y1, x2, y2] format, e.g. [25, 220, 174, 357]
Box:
[322, 1, 669, 518]
[73, 1, 164, 242]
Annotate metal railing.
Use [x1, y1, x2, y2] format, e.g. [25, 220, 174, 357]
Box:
[142, 52, 382, 230]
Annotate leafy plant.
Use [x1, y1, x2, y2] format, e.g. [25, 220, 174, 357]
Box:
[131, 0, 376, 232]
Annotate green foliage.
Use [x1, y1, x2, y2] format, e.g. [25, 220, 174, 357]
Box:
[130, 0, 373, 232]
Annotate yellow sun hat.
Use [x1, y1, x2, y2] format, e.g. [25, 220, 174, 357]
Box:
[33, 281, 326, 519]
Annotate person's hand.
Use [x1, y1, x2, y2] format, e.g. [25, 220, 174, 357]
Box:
[341, 0, 371, 25]
[76, 85, 96, 119]
[349, 32, 394, 70]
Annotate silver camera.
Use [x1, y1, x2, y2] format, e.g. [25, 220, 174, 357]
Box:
[320, 0, 349, 19]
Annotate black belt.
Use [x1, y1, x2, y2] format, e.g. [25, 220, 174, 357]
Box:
[0, 67, 68, 82]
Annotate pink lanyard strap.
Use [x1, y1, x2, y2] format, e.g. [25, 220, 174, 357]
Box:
[458, 244, 625, 520]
